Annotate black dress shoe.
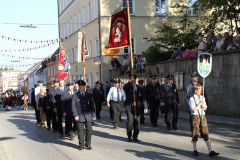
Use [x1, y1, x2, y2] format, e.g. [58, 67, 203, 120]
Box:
[78, 146, 84, 150]
[193, 150, 198, 156]
[209, 151, 219, 157]
[119, 118, 122, 122]
[172, 126, 178, 130]
[47, 127, 51, 131]
[113, 125, 118, 129]
[140, 121, 145, 124]
[128, 138, 132, 142]
[60, 134, 64, 137]
[133, 138, 139, 142]
[85, 143, 92, 150]
[167, 126, 171, 130]
[152, 124, 158, 127]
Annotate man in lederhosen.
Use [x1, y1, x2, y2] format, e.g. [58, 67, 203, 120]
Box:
[72, 80, 96, 150]
[160, 74, 180, 130]
[123, 74, 148, 142]
[145, 74, 161, 126]
[107, 79, 126, 129]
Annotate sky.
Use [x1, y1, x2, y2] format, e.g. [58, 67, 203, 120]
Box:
[0, 0, 59, 71]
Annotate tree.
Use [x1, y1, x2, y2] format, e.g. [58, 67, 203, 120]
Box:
[4, 67, 8, 71]
[145, 0, 199, 63]
[196, 0, 240, 35]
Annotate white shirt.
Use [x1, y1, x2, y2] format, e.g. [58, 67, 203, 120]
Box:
[107, 87, 126, 102]
[35, 86, 41, 102]
[189, 95, 207, 116]
[215, 39, 224, 51]
[198, 41, 206, 53]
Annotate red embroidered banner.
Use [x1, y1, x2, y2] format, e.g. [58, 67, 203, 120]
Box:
[107, 8, 129, 49]
[57, 48, 68, 79]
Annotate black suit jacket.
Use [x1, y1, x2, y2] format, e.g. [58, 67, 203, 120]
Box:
[47, 87, 56, 109]
[31, 91, 35, 106]
[53, 87, 67, 109]
[160, 83, 180, 107]
[123, 82, 147, 113]
[145, 82, 161, 105]
[62, 90, 75, 117]
[92, 87, 105, 103]
[184, 81, 208, 111]
[72, 92, 95, 122]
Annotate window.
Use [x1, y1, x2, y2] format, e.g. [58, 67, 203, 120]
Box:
[72, 76, 74, 81]
[53, 65, 55, 75]
[63, 0, 64, 9]
[122, 0, 134, 15]
[187, 0, 198, 16]
[67, 21, 69, 37]
[89, 73, 93, 88]
[48, 67, 50, 76]
[83, 7, 86, 26]
[155, 0, 166, 14]
[56, 64, 58, 75]
[64, 24, 66, 38]
[75, 66, 78, 72]
[70, 18, 73, 34]
[59, 0, 62, 12]
[78, 10, 81, 29]
[95, 38, 98, 56]
[94, 0, 97, 18]
[76, 75, 78, 80]
[88, 3, 91, 22]
[123, 36, 136, 54]
[72, 49, 74, 63]
[95, 72, 99, 82]
[75, 47, 78, 62]
[89, 41, 92, 58]
[68, 50, 70, 61]
[74, 14, 77, 32]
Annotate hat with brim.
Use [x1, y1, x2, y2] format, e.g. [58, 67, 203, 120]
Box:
[128, 74, 137, 79]
[37, 80, 43, 83]
[66, 81, 74, 87]
[138, 80, 144, 84]
[95, 81, 100, 84]
[77, 80, 86, 86]
[191, 72, 199, 77]
[166, 74, 174, 80]
[53, 78, 59, 83]
[150, 74, 157, 79]
[115, 79, 121, 83]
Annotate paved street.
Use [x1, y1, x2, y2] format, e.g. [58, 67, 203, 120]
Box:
[0, 107, 239, 160]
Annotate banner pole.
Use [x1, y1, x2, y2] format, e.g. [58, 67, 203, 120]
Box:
[127, 0, 136, 118]
[201, 77, 205, 125]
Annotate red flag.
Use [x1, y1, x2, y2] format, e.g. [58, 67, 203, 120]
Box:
[57, 48, 68, 79]
[108, 8, 129, 49]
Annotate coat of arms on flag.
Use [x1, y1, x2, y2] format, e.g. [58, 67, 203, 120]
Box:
[107, 8, 129, 49]
[57, 48, 69, 79]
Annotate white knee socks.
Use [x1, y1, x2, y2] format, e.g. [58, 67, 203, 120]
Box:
[193, 142, 197, 151]
[206, 141, 212, 152]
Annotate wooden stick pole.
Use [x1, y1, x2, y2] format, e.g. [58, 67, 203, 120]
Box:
[127, 0, 136, 118]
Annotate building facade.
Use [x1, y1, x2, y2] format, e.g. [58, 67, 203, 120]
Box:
[58, 0, 197, 88]
[0, 70, 25, 93]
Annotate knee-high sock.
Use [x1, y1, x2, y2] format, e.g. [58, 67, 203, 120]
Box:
[206, 141, 212, 152]
[193, 142, 197, 151]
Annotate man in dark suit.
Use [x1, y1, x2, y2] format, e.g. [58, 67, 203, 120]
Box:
[160, 74, 180, 130]
[72, 80, 96, 150]
[138, 79, 146, 124]
[123, 74, 148, 142]
[54, 79, 67, 137]
[185, 72, 208, 134]
[145, 74, 161, 126]
[92, 81, 105, 119]
[47, 79, 59, 132]
[62, 81, 76, 140]
[31, 85, 39, 124]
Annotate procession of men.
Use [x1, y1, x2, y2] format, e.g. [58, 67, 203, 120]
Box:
[1, 71, 219, 157]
